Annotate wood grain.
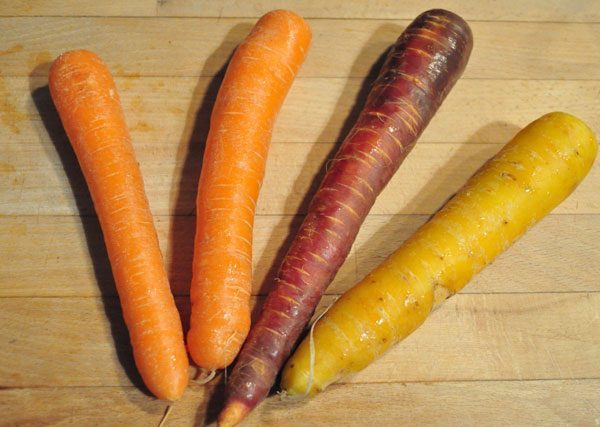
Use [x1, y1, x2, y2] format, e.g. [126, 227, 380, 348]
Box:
[4, 0, 599, 22]
[1, 18, 598, 79]
[2, 141, 598, 216]
[1, 214, 598, 297]
[0, 294, 597, 388]
[5, 76, 599, 145]
[1, 380, 598, 426]
[157, 0, 600, 22]
[0, 0, 156, 16]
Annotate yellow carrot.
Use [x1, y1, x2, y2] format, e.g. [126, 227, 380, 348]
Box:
[281, 112, 597, 396]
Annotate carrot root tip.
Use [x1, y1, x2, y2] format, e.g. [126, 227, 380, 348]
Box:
[281, 304, 331, 400]
[218, 401, 251, 427]
[192, 368, 217, 385]
[158, 405, 173, 427]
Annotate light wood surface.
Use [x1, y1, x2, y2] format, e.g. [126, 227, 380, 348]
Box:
[2, 19, 599, 79]
[0, 1, 598, 426]
[2, 214, 599, 297]
[1, 293, 598, 387]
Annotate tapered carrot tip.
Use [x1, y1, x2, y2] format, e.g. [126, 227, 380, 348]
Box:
[218, 401, 251, 427]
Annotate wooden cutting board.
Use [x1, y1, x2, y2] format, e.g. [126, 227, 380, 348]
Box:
[1, 1, 598, 425]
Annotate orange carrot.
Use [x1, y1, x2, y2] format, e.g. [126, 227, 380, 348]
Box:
[187, 10, 311, 370]
[49, 50, 189, 400]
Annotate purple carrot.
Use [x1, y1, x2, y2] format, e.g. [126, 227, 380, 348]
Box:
[219, 9, 473, 426]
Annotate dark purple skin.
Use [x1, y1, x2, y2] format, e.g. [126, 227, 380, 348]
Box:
[222, 9, 473, 419]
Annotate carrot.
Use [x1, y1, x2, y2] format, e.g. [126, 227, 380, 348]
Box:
[220, 9, 473, 426]
[282, 112, 597, 396]
[187, 10, 311, 371]
[49, 50, 189, 401]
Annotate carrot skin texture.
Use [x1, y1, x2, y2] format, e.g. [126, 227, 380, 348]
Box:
[49, 50, 189, 401]
[282, 112, 598, 395]
[187, 10, 311, 370]
[220, 9, 473, 424]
